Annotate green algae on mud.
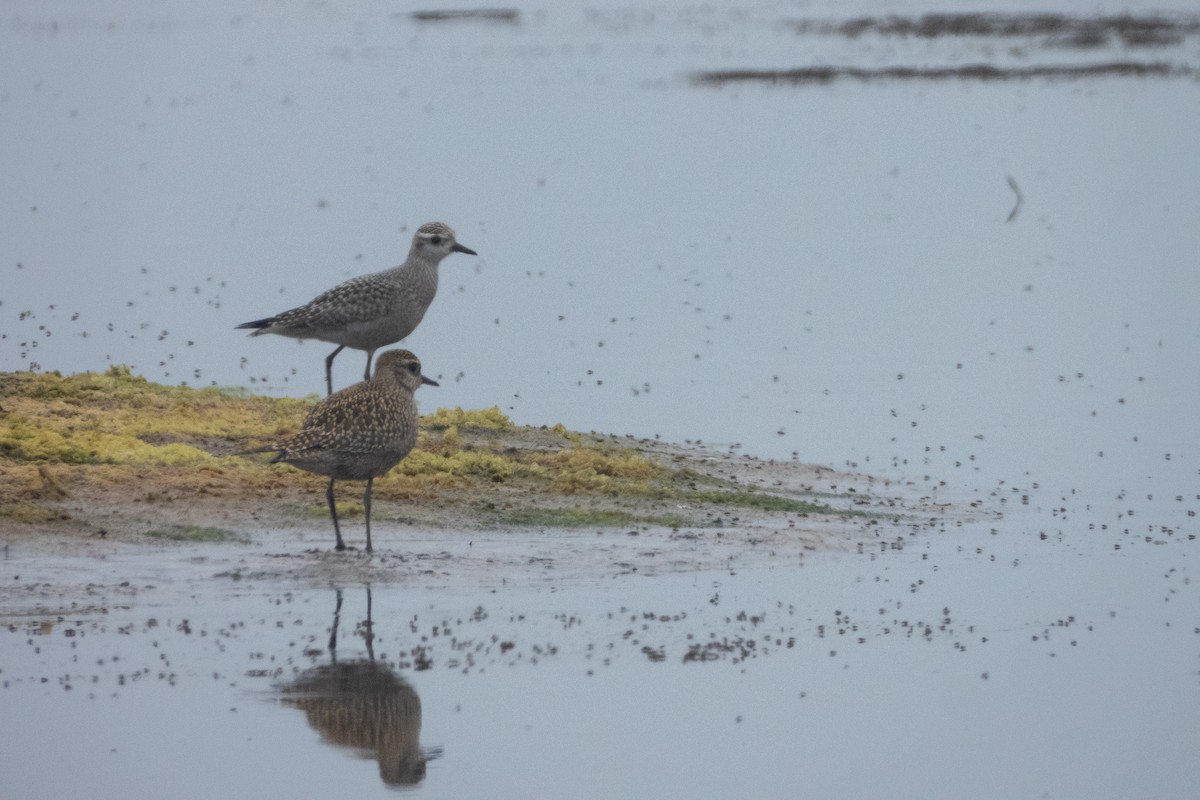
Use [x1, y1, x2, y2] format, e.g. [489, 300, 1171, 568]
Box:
[676, 490, 862, 516]
[491, 506, 693, 530]
[144, 525, 249, 543]
[0, 367, 898, 541]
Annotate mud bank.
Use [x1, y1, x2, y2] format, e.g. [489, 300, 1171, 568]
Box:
[0, 367, 977, 607]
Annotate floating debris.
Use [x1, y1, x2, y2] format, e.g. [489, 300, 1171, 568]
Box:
[692, 61, 1191, 86]
[788, 13, 1200, 48]
[409, 9, 519, 24]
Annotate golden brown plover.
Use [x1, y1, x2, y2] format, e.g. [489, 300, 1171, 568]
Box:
[238, 349, 436, 553]
[237, 222, 476, 395]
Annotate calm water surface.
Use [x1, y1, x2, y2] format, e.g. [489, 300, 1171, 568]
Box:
[2, 1, 1198, 797]
[1, 515, 1194, 799]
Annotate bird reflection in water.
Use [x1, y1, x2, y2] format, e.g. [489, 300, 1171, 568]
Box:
[280, 587, 438, 786]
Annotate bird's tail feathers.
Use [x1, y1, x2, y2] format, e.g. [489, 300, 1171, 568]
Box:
[233, 444, 283, 459]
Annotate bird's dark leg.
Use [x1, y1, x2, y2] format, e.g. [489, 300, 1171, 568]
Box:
[364, 348, 377, 382]
[327, 478, 345, 551]
[324, 345, 345, 397]
[364, 476, 373, 554]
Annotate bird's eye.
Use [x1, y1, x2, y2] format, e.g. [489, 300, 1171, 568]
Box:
[430, 235, 443, 245]
[407, 363, 420, 373]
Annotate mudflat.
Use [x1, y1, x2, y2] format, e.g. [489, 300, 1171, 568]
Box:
[0, 367, 958, 606]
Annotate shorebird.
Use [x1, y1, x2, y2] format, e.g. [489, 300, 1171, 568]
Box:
[237, 222, 476, 395]
[238, 349, 436, 553]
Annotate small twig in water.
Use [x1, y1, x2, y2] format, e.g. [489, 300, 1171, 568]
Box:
[1006, 174, 1023, 223]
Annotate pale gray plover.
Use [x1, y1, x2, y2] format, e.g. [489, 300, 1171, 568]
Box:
[237, 222, 476, 395]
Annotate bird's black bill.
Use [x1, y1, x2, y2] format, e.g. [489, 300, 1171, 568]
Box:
[422, 375, 439, 387]
[453, 243, 477, 256]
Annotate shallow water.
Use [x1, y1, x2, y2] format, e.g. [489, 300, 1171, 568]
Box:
[2, 1, 1199, 797]
[2, 509, 1195, 799]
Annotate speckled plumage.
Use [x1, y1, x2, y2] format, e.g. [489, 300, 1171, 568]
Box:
[237, 222, 476, 395]
[240, 349, 437, 552]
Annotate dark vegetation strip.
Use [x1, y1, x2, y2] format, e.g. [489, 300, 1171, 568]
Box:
[789, 13, 1200, 46]
[410, 9, 519, 23]
[679, 490, 863, 516]
[693, 62, 1190, 87]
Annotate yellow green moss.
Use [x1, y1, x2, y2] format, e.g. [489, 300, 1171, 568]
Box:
[527, 447, 663, 494]
[395, 449, 516, 480]
[0, 368, 657, 502]
[1, 365, 310, 466]
[422, 406, 512, 430]
[0, 366, 864, 531]
[550, 422, 580, 442]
